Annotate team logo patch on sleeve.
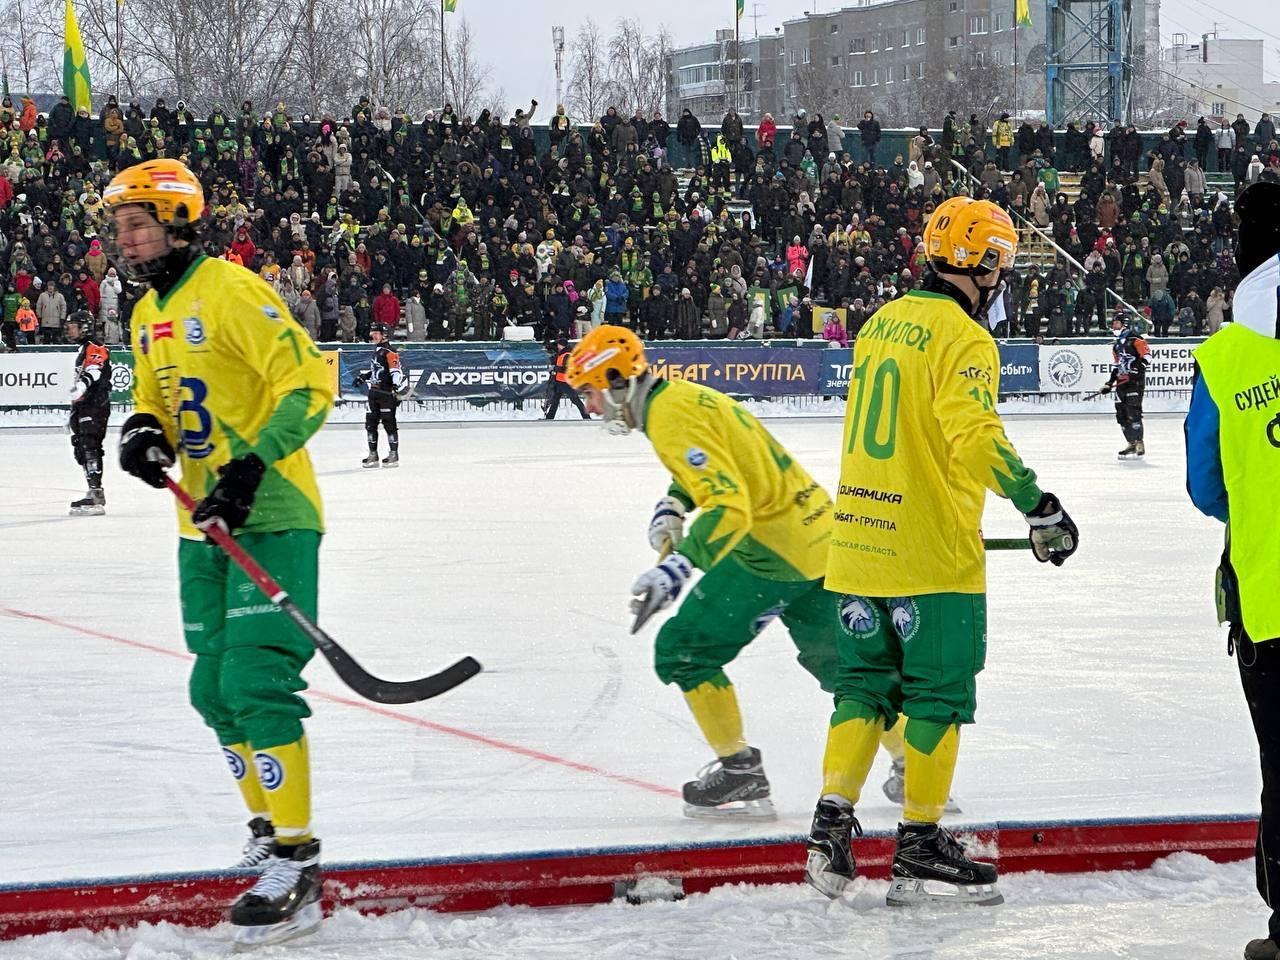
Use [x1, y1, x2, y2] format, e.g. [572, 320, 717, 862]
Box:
[261, 305, 281, 322]
[686, 447, 708, 469]
[183, 317, 206, 345]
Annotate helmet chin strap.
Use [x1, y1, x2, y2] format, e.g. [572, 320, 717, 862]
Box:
[925, 265, 998, 319]
[602, 370, 656, 435]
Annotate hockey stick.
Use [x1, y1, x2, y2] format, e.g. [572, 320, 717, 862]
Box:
[630, 541, 673, 634]
[163, 476, 481, 704]
[983, 537, 1032, 551]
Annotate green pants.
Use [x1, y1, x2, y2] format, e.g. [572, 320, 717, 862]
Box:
[654, 557, 841, 693]
[179, 530, 320, 749]
[833, 593, 986, 726]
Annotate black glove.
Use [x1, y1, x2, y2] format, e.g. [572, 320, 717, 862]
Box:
[118, 413, 175, 489]
[353, 373, 367, 387]
[191, 454, 267, 534]
[1099, 382, 1112, 395]
[1023, 492, 1078, 567]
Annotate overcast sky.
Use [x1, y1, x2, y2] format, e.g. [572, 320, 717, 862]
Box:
[469, 0, 1279, 115]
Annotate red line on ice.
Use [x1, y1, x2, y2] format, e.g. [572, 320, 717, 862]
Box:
[2, 606, 679, 799]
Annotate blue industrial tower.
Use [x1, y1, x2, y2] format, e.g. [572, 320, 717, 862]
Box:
[1044, 0, 1134, 126]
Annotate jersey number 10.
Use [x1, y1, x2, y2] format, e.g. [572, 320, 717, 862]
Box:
[846, 356, 901, 460]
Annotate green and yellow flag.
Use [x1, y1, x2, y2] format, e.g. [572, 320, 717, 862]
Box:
[1015, 0, 1032, 27]
[63, 0, 91, 112]
[736, 0, 744, 19]
[444, 0, 457, 11]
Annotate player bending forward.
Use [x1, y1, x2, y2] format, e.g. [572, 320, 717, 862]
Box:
[805, 198, 1078, 906]
[108, 159, 334, 949]
[568, 325, 887, 819]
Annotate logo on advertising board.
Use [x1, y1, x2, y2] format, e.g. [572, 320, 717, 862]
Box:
[1046, 349, 1083, 389]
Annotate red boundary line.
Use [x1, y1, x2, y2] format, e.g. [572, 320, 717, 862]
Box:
[0, 817, 1257, 939]
[0, 606, 678, 799]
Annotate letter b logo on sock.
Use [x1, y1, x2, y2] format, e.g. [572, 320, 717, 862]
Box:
[253, 752, 285, 791]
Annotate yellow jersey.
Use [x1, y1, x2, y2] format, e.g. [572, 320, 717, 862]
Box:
[130, 255, 333, 540]
[644, 378, 832, 581]
[826, 290, 1042, 596]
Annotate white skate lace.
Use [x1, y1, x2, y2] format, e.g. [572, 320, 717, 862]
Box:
[246, 856, 305, 900]
[234, 836, 277, 869]
[692, 759, 727, 788]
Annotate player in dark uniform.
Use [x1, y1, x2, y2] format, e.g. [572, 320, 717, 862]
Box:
[353, 326, 405, 468]
[66, 312, 112, 516]
[1100, 314, 1150, 459]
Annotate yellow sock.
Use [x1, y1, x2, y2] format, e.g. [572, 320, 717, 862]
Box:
[222, 742, 269, 818]
[252, 736, 312, 845]
[903, 720, 960, 823]
[879, 715, 907, 762]
[820, 701, 884, 804]
[683, 676, 748, 757]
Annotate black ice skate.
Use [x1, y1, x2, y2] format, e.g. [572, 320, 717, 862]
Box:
[804, 798, 863, 899]
[381, 450, 399, 468]
[230, 838, 323, 950]
[1134, 440, 1145, 458]
[881, 757, 962, 814]
[682, 746, 776, 820]
[886, 822, 1003, 906]
[232, 817, 277, 870]
[1118, 441, 1139, 460]
[69, 488, 105, 516]
[362, 452, 380, 469]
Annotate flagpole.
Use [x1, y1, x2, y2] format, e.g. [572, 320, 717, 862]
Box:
[733, 0, 740, 115]
[1012, 0, 1018, 120]
[115, 0, 121, 103]
[440, 0, 446, 110]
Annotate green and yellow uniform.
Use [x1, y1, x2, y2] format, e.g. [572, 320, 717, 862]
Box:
[643, 377, 841, 757]
[822, 290, 1042, 822]
[131, 254, 332, 842]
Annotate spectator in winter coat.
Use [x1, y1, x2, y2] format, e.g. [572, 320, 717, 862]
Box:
[98, 267, 122, 326]
[857, 110, 881, 165]
[294, 289, 321, 339]
[36, 283, 65, 344]
[603, 271, 628, 326]
[403, 290, 427, 341]
[822, 311, 848, 346]
[757, 114, 777, 150]
[372, 284, 400, 335]
[786, 236, 809, 276]
[84, 238, 108, 282]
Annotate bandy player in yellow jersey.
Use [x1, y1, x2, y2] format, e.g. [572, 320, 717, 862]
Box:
[804, 197, 1078, 906]
[565, 325, 921, 818]
[108, 159, 333, 948]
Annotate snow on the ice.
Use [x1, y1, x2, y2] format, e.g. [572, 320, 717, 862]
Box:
[0, 854, 1263, 959]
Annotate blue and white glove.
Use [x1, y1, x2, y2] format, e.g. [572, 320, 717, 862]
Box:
[1024, 492, 1078, 567]
[647, 496, 687, 553]
[629, 553, 695, 632]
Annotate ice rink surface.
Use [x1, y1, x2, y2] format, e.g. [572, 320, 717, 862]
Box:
[0, 412, 1264, 955]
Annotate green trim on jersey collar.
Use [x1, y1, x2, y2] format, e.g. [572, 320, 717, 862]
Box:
[156, 254, 208, 311]
[906, 290, 959, 303]
[641, 377, 669, 434]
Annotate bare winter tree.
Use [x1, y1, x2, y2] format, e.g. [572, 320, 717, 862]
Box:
[565, 18, 615, 124]
[348, 0, 440, 114]
[443, 16, 493, 119]
[607, 18, 670, 116]
[122, 0, 215, 108]
[0, 0, 58, 96]
[280, 0, 354, 117]
[786, 61, 850, 124]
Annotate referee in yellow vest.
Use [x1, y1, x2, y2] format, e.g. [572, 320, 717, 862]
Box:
[1186, 180, 1280, 960]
